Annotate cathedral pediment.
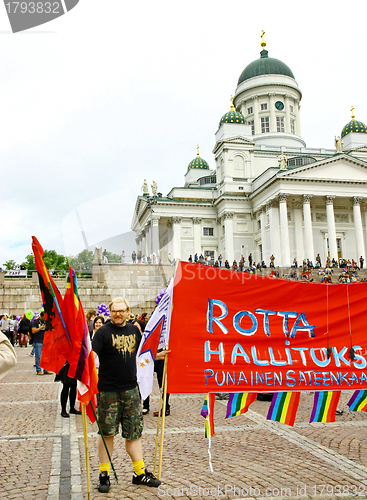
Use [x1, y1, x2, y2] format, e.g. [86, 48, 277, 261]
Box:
[278, 155, 367, 183]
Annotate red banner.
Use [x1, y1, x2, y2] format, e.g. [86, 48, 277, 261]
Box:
[167, 262, 367, 394]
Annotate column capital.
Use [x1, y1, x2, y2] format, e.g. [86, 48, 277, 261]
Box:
[152, 216, 160, 225]
[292, 201, 303, 210]
[302, 194, 313, 204]
[166, 220, 172, 228]
[192, 217, 202, 224]
[278, 193, 289, 203]
[325, 195, 335, 206]
[266, 199, 278, 210]
[172, 216, 182, 224]
[352, 196, 363, 206]
[223, 212, 234, 220]
[141, 229, 146, 237]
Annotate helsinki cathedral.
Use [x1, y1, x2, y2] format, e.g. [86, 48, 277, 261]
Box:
[131, 33, 367, 267]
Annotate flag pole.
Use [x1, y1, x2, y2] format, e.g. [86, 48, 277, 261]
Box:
[153, 366, 164, 477]
[90, 401, 119, 483]
[158, 354, 168, 480]
[81, 404, 91, 500]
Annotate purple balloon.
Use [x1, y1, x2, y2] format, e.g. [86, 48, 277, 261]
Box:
[16, 315, 21, 321]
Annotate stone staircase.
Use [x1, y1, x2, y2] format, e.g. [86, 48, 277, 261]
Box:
[1, 264, 366, 317]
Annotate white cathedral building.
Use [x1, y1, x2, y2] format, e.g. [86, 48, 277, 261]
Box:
[131, 35, 367, 268]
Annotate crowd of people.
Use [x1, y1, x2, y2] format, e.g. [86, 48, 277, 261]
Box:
[184, 252, 367, 284]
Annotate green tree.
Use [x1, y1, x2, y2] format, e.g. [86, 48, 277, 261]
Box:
[3, 259, 17, 270]
[23, 250, 69, 271]
[23, 254, 35, 270]
[69, 249, 94, 270]
[105, 251, 121, 263]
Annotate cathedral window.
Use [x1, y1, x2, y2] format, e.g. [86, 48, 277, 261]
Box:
[276, 116, 285, 132]
[260, 103, 267, 110]
[247, 106, 253, 114]
[261, 117, 269, 133]
[248, 120, 255, 135]
[290, 119, 295, 134]
[290, 105, 294, 113]
[203, 227, 214, 236]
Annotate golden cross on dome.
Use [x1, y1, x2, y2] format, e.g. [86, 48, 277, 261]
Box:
[197, 144, 200, 157]
[261, 30, 266, 50]
[351, 106, 355, 120]
[230, 95, 234, 110]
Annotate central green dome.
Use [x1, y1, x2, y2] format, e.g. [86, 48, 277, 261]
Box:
[238, 50, 295, 85]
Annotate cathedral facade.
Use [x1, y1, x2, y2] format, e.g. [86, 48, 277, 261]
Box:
[131, 36, 367, 268]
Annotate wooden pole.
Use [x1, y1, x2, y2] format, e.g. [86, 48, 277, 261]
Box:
[81, 404, 91, 500]
[153, 365, 164, 477]
[158, 355, 168, 480]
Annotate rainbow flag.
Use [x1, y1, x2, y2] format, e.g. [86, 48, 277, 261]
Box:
[201, 393, 215, 438]
[348, 390, 367, 412]
[310, 391, 341, 423]
[225, 393, 257, 418]
[63, 267, 98, 422]
[267, 392, 300, 426]
[32, 236, 72, 374]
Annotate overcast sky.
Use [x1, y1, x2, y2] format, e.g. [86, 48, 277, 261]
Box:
[1, 0, 366, 265]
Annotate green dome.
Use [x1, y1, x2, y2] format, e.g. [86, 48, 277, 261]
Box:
[219, 109, 246, 127]
[341, 119, 367, 138]
[188, 155, 209, 170]
[238, 50, 295, 85]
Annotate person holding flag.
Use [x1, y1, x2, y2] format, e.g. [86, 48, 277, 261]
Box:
[92, 296, 168, 493]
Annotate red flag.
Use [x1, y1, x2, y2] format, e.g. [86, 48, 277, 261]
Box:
[63, 267, 98, 416]
[31, 237, 72, 373]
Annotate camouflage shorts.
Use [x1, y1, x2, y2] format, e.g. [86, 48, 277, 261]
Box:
[97, 387, 143, 440]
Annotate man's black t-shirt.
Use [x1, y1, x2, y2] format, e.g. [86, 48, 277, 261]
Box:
[32, 318, 45, 343]
[92, 321, 142, 392]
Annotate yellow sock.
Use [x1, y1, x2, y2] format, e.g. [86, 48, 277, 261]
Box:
[100, 462, 110, 474]
[133, 459, 145, 476]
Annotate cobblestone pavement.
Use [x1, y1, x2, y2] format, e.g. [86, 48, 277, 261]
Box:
[2, 347, 367, 500]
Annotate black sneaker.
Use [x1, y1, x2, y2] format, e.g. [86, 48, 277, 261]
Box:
[98, 471, 110, 493]
[132, 470, 161, 487]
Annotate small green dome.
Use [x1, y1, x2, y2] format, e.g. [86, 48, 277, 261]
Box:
[238, 50, 295, 85]
[188, 146, 209, 170]
[219, 109, 246, 127]
[341, 118, 367, 138]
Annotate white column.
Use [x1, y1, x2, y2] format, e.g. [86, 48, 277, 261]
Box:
[152, 216, 160, 260]
[352, 197, 365, 263]
[293, 202, 304, 264]
[279, 194, 291, 266]
[302, 194, 314, 261]
[326, 196, 338, 261]
[144, 225, 150, 258]
[172, 217, 182, 260]
[267, 200, 281, 266]
[269, 93, 276, 132]
[253, 95, 259, 135]
[141, 230, 146, 258]
[223, 212, 234, 263]
[260, 207, 269, 264]
[295, 102, 301, 137]
[193, 217, 202, 255]
[284, 94, 291, 133]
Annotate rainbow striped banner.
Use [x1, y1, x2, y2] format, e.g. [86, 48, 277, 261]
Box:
[267, 392, 300, 426]
[201, 394, 215, 438]
[310, 391, 341, 423]
[225, 393, 257, 418]
[348, 390, 367, 412]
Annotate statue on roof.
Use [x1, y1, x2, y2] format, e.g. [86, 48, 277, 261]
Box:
[278, 152, 287, 170]
[335, 136, 343, 153]
[142, 179, 149, 195]
[151, 180, 158, 196]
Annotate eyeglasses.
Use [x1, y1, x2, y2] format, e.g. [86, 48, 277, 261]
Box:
[111, 309, 128, 315]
